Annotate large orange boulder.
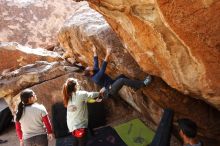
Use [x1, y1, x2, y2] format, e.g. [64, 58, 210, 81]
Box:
[58, 2, 220, 144]
[86, 0, 220, 110]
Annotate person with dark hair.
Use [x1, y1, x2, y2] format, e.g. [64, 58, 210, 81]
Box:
[177, 118, 202, 146]
[15, 89, 53, 146]
[84, 45, 152, 99]
[62, 78, 102, 146]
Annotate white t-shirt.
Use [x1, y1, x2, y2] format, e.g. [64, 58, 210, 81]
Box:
[67, 91, 99, 132]
[19, 103, 48, 140]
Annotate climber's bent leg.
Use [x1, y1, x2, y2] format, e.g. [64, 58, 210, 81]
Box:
[109, 78, 145, 96]
[114, 74, 128, 81]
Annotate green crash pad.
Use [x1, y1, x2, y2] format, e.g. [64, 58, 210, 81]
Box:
[114, 119, 155, 146]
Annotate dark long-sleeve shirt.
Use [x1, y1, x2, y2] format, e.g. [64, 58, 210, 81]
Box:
[92, 56, 114, 89]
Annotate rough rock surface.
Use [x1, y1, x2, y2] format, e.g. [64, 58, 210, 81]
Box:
[85, 0, 220, 110]
[1, 62, 136, 130]
[58, 2, 220, 144]
[0, 42, 62, 74]
[0, 0, 79, 48]
[8, 71, 134, 115]
[0, 61, 136, 146]
[0, 61, 79, 101]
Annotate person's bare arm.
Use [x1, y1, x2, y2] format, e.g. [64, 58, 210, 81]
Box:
[104, 47, 111, 62]
[93, 47, 111, 80]
[92, 45, 99, 70]
[92, 45, 97, 57]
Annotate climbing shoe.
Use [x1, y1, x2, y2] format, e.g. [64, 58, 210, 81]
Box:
[144, 75, 152, 86]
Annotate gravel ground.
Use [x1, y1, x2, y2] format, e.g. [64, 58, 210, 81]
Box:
[0, 124, 55, 146]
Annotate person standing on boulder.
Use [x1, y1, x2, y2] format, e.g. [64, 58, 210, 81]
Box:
[84, 44, 152, 99]
[63, 78, 102, 146]
[15, 89, 53, 146]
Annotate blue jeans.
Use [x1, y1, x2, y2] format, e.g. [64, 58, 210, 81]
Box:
[56, 135, 75, 146]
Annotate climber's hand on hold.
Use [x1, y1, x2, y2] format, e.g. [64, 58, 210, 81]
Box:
[95, 97, 103, 102]
[92, 45, 97, 53]
[99, 87, 106, 96]
[106, 47, 112, 56]
[104, 47, 111, 62]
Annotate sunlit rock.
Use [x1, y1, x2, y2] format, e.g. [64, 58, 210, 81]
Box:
[0, 0, 79, 48]
[58, 2, 220, 143]
[0, 42, 62, 74]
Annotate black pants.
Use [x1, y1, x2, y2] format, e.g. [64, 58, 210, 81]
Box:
[150, 109, 174, 146]
[114, 74, 128, 81]
[107, 76, 145, 97]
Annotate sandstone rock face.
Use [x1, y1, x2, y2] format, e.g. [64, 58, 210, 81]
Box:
[58, 2, 220, 144]
[10, 73, 135, 122]
[0, 0, 79, 48]
[0, 42, 62, 73]
[0, 61, 79, 100]
[58, 1, 153, 119]
[86, 0, 220, 110]
[1, 63, 135, 130]
[58, 2, 144, 79]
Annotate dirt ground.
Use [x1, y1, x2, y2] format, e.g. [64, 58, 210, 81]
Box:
[0, 125, 55, 146]
[0, 117, 181, 146]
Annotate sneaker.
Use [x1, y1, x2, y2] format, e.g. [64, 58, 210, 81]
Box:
[144, 75, 152, 86]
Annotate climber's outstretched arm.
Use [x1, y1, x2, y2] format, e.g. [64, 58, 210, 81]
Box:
[92, 45, 99, 70]
[93, 47, 112, 82]
[92, 45, 97, 57]
[104, 47, 111, 62]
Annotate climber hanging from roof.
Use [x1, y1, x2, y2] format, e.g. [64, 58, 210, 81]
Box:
[84, 42, 152, 99]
